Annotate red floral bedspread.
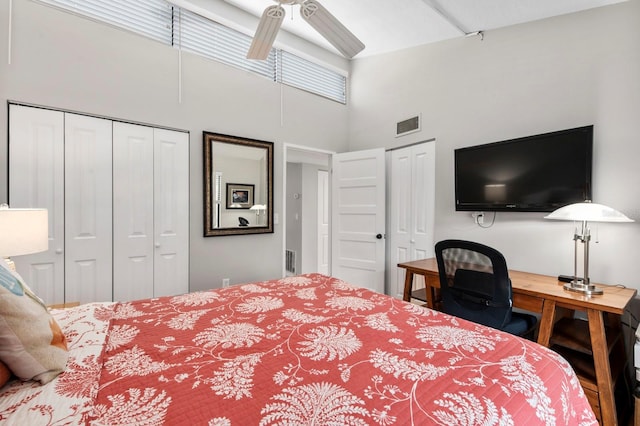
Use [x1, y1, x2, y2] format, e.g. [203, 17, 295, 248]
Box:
[88, 274, 596, 425]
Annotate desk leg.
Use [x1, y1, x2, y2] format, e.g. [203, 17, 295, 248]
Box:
[536, 299, 557, 347]
[587, 309, 617, 426]
[423, 274, 435, 310]
[402, 271, 414, 302]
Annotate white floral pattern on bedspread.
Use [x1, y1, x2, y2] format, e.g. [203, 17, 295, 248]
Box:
[0, 302, 116, 425]
[88, 274, 596, 426]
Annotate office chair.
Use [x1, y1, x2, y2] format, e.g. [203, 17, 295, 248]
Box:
[434, 239, 537, 338]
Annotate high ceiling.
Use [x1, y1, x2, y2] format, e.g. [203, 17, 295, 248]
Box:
[219, 0, 627, 57]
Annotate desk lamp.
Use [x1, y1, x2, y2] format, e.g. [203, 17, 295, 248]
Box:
[250, 204, 266, 225]
[0, 204, 49, 271]
[544, 200, 633, 295]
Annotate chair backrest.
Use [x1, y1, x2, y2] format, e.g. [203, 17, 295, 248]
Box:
[434, 239, 513, 330]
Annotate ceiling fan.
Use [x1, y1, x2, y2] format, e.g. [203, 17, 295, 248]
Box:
[247, 0, 365, 60]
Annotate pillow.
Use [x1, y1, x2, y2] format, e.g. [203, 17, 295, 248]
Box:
[0, 258, 68, 384]
[0, 360, 11, 388]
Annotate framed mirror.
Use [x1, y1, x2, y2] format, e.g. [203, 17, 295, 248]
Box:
[204, 132, 274, 236]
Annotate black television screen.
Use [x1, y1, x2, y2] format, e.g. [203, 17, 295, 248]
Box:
[455, 126, 593, 212]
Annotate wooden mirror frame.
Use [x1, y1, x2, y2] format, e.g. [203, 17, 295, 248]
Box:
[203, 132, 274, 236]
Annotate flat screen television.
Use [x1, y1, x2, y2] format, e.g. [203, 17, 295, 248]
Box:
[455, 125, 593, 212]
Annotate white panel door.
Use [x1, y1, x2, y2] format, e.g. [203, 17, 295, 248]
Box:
[64, 113, 113, 303]
[388, 142, 435, 298]
[410, 143, 436, 262]
[8, 105, 65, 304]
[153, 128, 189, 297]
[331, 148, 385, 293]
[388, 149, 412, 297]
[317, 170, 329, 275]
[113, 122, 155, 301]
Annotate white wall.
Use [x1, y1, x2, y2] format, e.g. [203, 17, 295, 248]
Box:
[300, 163, 326, 274]
[0, 0, 350, 291]
[349, 0, 640, 291]
[285, 163, 302, 274]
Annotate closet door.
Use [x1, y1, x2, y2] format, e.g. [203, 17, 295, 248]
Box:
[112, 125, 188, 300]
[153, 128, 189, 297]
[112, 122, 154, 301]
[8, 105, 65, 304]
[64, 113, 113, 303]
[387, 142, 435, 298]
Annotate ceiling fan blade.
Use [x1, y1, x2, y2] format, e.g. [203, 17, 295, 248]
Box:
[247, 4, 285, 60]
[299, 0, 365, 58]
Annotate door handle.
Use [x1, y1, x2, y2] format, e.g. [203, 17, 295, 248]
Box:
[376, 234, 383, 239]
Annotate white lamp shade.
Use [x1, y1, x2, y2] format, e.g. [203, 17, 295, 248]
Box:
[0, 208, 49, 257]
[544, 202, 634, 223]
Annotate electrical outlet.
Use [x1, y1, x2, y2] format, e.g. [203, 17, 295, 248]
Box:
[222, 278, 230, 287]
[471, 212, 484, 224]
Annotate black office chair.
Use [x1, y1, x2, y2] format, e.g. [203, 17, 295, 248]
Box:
[434, 239, 537, 339]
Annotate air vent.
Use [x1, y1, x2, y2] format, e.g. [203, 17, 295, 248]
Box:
[285, 249, 296, 275]
[396, 114, 421, 137]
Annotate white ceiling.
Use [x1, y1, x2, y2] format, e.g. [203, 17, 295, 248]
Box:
[221, 0, 627, 57]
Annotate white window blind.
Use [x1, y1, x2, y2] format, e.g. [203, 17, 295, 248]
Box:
[173, 9, 276, 81]
[278, 51, 346, 103]
[38, 0, 173, 44]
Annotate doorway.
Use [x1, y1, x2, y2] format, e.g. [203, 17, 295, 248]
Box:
[283, 143, 412, 296]
[283, 145, 332, 277]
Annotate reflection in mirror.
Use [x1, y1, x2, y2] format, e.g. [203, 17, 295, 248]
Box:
[203, 132, 274, 236]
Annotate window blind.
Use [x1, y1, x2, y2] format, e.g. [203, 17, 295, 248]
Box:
[278, 51, 346, 103]
[173, 9, 276, 80]
[38, 0, 173, 44]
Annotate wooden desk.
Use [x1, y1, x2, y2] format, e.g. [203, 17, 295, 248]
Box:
[398, 258, 637, 425]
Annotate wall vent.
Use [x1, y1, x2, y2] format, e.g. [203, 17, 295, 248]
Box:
[285, 249, 296, 274]
[396, 114, 421, 137]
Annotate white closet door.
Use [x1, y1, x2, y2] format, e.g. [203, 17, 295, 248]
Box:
[389, 148, 413, 297]
[112, 122, 155, 301]
[64, 113, 113, 303]
[410, 143, 436, 262]
[388, 142, 435, 298]
[8, 105, 65, 304]
[153, 128, 189, 297]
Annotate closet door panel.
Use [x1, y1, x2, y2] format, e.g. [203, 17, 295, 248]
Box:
[153, 128, 189, 297]
[64, 113, 113, 303]
[386, 142, 435, 298]
[389, 150, 414, 298]
[112, 122, 154, 301]
[410, 144, 435, 261]
[8, 105, 65, 304]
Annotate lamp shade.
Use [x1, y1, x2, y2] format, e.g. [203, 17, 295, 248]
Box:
[544, 202, 634, 223]
[0, 208, 49, 257]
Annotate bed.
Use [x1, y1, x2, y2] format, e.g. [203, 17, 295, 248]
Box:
[0, 273, 597, 425]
